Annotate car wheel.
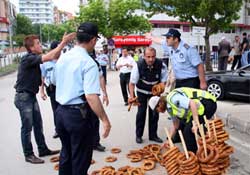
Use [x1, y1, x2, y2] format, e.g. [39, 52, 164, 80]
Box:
[207, 81, 224, 100]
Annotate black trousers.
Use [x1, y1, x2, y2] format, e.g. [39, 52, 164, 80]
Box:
[119, 73, 131, 103]
[136, 92, 159, 138]
[231, 55, 241, 70]
[101, 66, 107, 83]
[46, 85, 59, 130]
[56, 104, 93, 175]
[218, 56, 228, 71]
[90, 110, 100, 147]
[182, 99, 217, 153]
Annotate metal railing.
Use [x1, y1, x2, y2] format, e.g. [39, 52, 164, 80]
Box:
[0, 52, 27, 68]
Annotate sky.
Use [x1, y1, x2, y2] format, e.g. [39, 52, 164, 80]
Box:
[10, 0, 79, 15]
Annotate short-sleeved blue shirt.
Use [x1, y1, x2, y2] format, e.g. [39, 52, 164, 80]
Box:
[169, 40, 202, 79]
[54, 46, 100, 105]
[40, 60, 56, 86]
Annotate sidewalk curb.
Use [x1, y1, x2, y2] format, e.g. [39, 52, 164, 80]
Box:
[217, 112, 250, 135]
[0, 70, 16, 77]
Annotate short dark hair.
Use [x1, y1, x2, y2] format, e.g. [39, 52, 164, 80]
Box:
[24, 35, 39, 52]
[122, 47, 128, 51]
[77, 33, 95, 44]
[243, 32, 247, 36]
[50, 41, 60, 50]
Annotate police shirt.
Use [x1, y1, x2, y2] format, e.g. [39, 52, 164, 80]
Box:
[166, 93, 190, 120]
[54, 46, 100, 105]
[169, 40, 202, 79]
[96, 53, 109, 66]
[161, 40, 171, 58]
[14, 52, 42, 94]
[130, 62, 168, 84]
[40, 60, 56, 87]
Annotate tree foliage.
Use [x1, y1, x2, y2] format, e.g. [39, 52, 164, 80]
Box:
[143, 0, 243, 71]
[76, 0, 152, 38]
[14, 14, 34, 35]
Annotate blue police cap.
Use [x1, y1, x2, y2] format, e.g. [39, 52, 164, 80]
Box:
[77, 22, 100, 38]
[162, 29, 181, 38]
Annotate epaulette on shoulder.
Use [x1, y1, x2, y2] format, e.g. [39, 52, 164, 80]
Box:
[183, 43, 190, 49]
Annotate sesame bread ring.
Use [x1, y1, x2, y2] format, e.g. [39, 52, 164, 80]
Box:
[54, 163, 59, 171]
[111, 148, 121, 154]
[105, 156, 117, 163]
[50, 156, 60, 163]
[142, 159, 155, 171]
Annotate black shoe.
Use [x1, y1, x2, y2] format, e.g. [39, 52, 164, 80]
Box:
[124, 102, 129, 106]
[53, 132, 59, 139]
[25, 155, 44, 164]
[39, 149, 60, 157]
[149, 137, 163, 143]
[136, 137, 143, 144]
[93, 144, 106, 152]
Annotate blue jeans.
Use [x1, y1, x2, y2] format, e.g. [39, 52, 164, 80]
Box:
[14, 92, 48, 157]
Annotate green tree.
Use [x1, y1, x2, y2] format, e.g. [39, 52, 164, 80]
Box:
[14, 14, 34, 35]
[143, 0, 243, 71]
[13, 34, 26, 48]
[76, 0, 151, 38]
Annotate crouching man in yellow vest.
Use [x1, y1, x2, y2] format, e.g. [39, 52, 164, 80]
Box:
[148, 87, 217, 153]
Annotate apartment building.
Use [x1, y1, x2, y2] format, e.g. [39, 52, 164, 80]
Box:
[19, 0, 54, 24]
[0, 0, 16, 41]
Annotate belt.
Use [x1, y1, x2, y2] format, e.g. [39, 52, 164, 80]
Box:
[64, 103, 86, 109]
[63, 103, 89, 119]
[176, 77, 199, 83]
[16, 90, 30, 94]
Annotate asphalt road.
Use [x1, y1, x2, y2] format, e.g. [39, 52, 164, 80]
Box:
[0, 71, 249, 175]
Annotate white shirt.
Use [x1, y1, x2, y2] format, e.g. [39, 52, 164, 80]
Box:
[116, 55, 135, 73]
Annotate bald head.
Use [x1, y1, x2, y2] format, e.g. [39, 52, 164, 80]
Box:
[144, 47, 156, 66]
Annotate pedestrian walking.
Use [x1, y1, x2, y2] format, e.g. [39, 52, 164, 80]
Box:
[129, 47, 168, 144]
[241, 32, 250, 66]
[96, 50, 109, 83]
[54, 22, 111, 175]
[149, 87, 217, 153]
[218, 36, 231, 71]
[14, 33, 75, 164]
[40, 41, 60, 139]
[116, 47, 136, 106]
[231, 35, 241, 70]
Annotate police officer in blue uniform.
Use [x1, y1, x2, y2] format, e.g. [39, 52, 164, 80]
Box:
[163, 28, 207, 90]
[40, 41, 60, 138]
[129, 47, 167, 144]
[54, 22, 111, 175]
[163, 28, 207, 143]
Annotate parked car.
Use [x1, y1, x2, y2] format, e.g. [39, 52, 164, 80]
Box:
[206, 64, 250, 100]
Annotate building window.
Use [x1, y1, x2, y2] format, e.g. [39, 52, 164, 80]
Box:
[248, 8, 250, 16]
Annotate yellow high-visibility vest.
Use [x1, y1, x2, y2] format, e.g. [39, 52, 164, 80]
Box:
[166, 87, 216, 123]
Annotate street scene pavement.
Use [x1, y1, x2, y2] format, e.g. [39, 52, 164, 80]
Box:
[0, 71, 250, 175]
